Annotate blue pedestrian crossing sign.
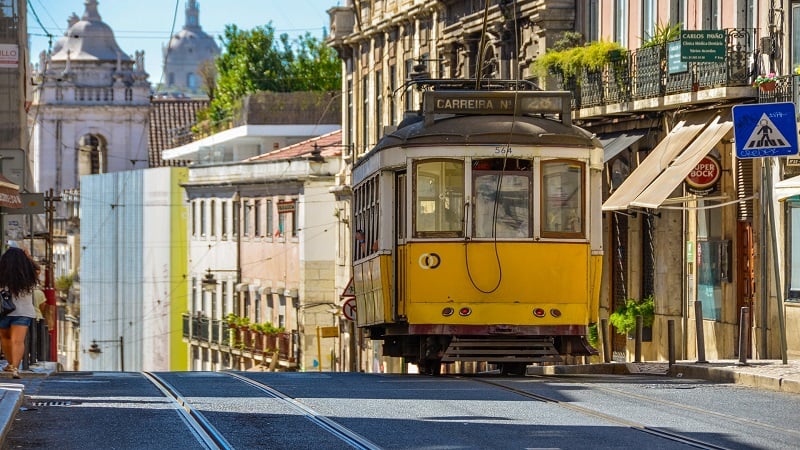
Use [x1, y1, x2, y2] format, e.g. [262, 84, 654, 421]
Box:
[733, 102, 798, 159]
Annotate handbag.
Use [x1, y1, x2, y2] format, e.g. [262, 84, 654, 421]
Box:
[0, 289, 15, 317]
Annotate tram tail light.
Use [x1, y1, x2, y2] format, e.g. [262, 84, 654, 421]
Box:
[458, 307, 472, 317]
[532, 308, 546, 318]
[550, 308, 562, 318]
[442, 307, 454, 317]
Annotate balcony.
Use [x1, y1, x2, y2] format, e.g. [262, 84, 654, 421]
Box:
[552, 28, 758, 121]
[182, 313, 297, 369]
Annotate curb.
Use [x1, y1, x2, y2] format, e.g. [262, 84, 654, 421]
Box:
[668, 364, 800, 395]
[0, 383, 24, 444]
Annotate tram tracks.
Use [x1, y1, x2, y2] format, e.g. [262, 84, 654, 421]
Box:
[143, 371, 381, 450]
[465, 376, 734, 450]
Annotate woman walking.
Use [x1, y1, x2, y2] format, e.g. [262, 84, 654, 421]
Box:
[0, 247, 40, 379]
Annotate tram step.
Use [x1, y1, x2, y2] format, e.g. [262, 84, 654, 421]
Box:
[441, 338, 563, 363]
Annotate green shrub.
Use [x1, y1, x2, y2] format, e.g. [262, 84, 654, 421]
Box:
[609, 295, 654, 335]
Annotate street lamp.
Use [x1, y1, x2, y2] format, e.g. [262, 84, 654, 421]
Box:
[200, 268, 240, 292]
[87, 336, 124, 371]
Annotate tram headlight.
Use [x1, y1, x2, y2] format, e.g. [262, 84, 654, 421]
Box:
[532, 308, 546, 318]
[442, 307, 454, 317]
[550, 308, 562, 318]
[458, 307, 472, 317]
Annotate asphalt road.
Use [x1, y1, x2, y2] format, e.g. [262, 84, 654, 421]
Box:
[3, 370, 800, 449]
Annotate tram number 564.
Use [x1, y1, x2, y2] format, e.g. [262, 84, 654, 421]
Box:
[418, 253, 441, 269]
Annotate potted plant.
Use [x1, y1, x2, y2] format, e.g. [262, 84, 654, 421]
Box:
[609, 295, 654, 340]
[753, 73, 777, 92]
[587, 322, 599, 349]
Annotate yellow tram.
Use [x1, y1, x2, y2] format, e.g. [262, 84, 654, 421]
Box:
[351, 82, 604, 374]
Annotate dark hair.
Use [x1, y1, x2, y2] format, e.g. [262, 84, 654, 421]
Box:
[0, 247, 40, 297]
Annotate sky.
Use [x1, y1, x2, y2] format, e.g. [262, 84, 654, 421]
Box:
[27, 0, 340, 86]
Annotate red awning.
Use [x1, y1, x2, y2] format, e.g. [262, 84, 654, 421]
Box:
[0, 174, 22, 209]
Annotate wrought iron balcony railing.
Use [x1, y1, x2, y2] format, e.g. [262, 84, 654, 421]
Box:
[555, 28, 756, 114]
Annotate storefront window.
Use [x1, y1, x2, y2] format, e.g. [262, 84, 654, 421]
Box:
[787, 201, 800, 302]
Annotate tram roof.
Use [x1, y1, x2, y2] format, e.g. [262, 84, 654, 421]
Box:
[367, 112, 597, 155]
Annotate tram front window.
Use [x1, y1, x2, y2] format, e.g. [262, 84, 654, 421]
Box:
[473, 158, 531, 238]
[414, 160, 464, 237]
[542, 160, 585, 236]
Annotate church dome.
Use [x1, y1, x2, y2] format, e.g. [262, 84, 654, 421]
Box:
[51, 0, 131, 62]
[166, 27, 219, 60]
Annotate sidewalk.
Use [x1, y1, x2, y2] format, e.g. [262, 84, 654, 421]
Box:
[0, 361, 57, 443]
[528, 358, 800, 395]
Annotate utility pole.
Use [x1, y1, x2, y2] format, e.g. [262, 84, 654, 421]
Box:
[44, 189, 60, 362]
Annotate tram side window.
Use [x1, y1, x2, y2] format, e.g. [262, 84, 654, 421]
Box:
[414, 160, 464, 238]
[541, 160, 585, 237]
[473, 158, 532, 238]
[353, 175, 380, 259]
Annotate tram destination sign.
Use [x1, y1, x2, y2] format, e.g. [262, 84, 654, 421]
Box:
[424, 91, 571, 125]
[680, 30, 726, 62]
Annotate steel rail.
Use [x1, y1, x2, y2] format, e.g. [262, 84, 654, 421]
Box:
[464, 376, 733, 450]
[224, 372, 382, 450]
[142, 371, 233, 450]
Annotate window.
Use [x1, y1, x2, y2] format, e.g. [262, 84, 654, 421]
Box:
[200, 201, 206, 236]
[210, 200, 216, 237]
[413, 160, 464, 238]
[255, 293, 261, 323]
[670, 0, 685, 27]
[266, 200, 273, 238]
[376, 70, 383, 140]
[578, 0, 599, 42]
[702, 0, 719, 29]
[788, 201, 800, 302]
[221, 201, 228, 237]
[353, 176, 380, 259]
[210, 289, 217, 320]
[277, 201, 296, 238]
[233, 201, 240, 237]
[191, 277, 198, 313]
[191, 202, 196, 236]
[472, 158, 531, 238]
[221, 281, 228, 317]
[243, 200, 251, 237]
[362, 77, 370, 151]
[541, 160, 585, 237]
[642, 0, 657, 42]
[614, 0, 628, 47]
[254, 200, 262, 237]
[793, 5, 800, 71]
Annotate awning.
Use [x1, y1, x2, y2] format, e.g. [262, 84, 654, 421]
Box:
[0, 174, 21, 209]
[600, 130, 649, 163]
[631, 114, 733, 209]
[776, 174, 800, 201]
[603, 111, 722, 211]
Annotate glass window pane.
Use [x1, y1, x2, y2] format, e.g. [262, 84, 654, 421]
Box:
[473, 160, 531, 238]
[542, 161, 584, 236]
[790, 204, 800, 299]
[414, 160, 464, 237]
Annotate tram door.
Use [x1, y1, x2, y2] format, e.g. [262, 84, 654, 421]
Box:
[395, 172, 407, 319]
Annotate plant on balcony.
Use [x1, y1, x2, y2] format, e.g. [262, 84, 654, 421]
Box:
[641, 22, 681, 49]
[753, 73, 777, 91]
[609, 295, 655, 336]
[534, 40, 628, 81]
[225, 313, 250, 330]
